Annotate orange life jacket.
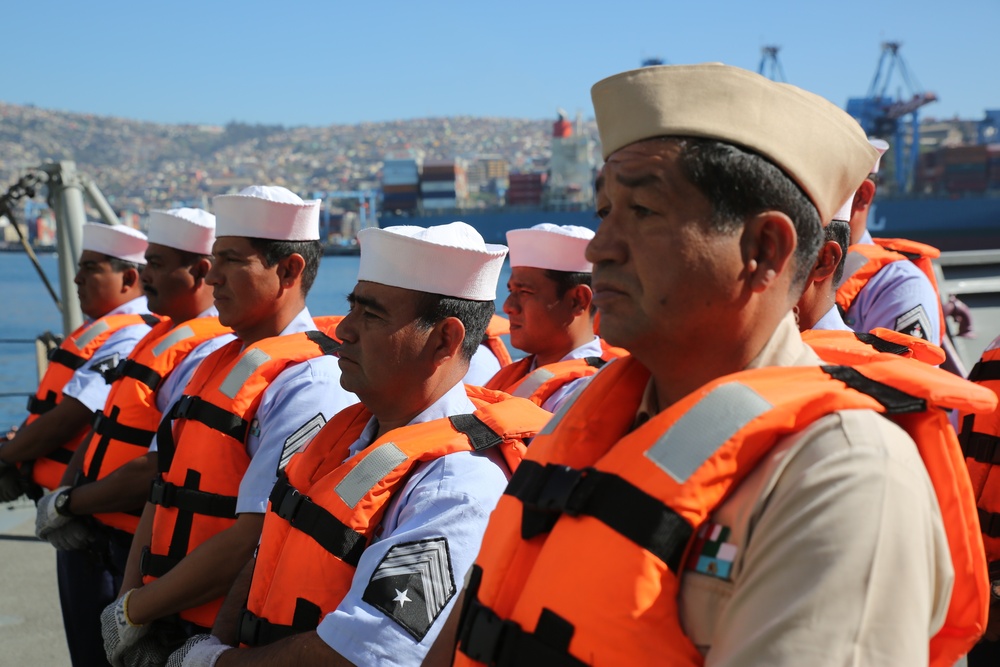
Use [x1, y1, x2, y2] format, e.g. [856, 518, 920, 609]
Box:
[456, 335, 995, 667]
[484, 341, 623, 408]
[960, 338, 1000, 573]
[237, 386, 550, 647]
[22, 312, 159, 491]
[80, 316, 233, 534]
[837, 239, 946, 342]
[141, 329, 341, 629]
[482, 315, 513, 368]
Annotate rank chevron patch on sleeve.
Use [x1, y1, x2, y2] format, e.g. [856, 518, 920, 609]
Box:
[362, 537, 456, 640]
[894, 304, 932, 341]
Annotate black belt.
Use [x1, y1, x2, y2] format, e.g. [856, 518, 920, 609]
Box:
[237, 600, 321, 647]
[148, 478, 237, 518]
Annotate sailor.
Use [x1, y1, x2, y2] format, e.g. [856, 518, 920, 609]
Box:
[485, 223, 621, 411]
[795, 198, 853, 331]
[439, 63, 994, 666]
[33, 208, 234, 667]
[0, 222, 156, 507]
[837, 139, 945, 345]
[960, 333, 1000, 666]
[164, 221, 550, 667]
[100, 186, 358, 666]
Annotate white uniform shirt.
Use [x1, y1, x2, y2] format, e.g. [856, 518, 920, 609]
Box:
[843, 231, 942, 344]
[462, 344, 503, 386]
[62, 297, 154, 412]
[811, 304, 853, 332]
[235, 308, 357, 514]
[317, 382, 511, 665]
[675, 314, 952, 666]
[530, 336, 605, 413]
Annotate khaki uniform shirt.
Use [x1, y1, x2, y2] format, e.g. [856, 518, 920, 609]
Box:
[675, 314, 953, 666]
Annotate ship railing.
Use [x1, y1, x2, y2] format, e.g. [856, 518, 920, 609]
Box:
[935, 248, 1000, 371]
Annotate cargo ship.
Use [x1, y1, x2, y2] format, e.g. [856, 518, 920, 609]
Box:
[374, 106, 1000, 250]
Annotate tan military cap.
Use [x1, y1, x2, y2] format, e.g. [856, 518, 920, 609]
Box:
[591, 63, 879, 223]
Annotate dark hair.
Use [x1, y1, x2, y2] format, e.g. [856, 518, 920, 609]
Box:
[106, 256, 141, 274]
[414, 293, 495, 362]
[176, 249, 213, 268]
[544, 269, 596, 316]
[247, 238, 322, 295]
[825, 220, 851, 284]
[673, 138, 823, 290]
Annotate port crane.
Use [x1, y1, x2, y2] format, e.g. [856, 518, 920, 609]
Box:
[757, 46, 786, 82]
[311, 189, 379, 236]
[846, 42, 937, 193]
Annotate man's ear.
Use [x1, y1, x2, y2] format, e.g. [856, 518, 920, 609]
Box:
[432, 316, 466, 367]
[809, 240, 844, 285]
[276, 253, 306, 289]
[121, 267, 140, 291]
[190, 257, 212, 285]
[741, 210, 797, 293]
[568, 284, 594, 317]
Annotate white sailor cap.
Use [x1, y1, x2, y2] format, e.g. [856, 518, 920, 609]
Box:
[507, 223, 594, 273]
[82, 222, 148, 265]
[146, 208, 216, 255]
[590, 63, 878, 224]
[212, 185, 320, 241]
[357, 222, 508, 301]
[869, 138, 890, 175]
[831, 196, 854, 224]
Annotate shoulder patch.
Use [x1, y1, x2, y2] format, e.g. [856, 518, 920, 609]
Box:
[90, 353, 122, 383]
[277, 413, 327, 472]
[684, 521, 738, 581]
[894, 304, 932, 341]
[362, 537, 456, 640]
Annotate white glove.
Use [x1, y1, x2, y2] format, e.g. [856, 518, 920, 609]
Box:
[166, 634, 231, 667]
[102, 589, 150, 667]
[121, 634, 176, 667]
[46, 519, 95, 551]
[36, 486, 74, 539]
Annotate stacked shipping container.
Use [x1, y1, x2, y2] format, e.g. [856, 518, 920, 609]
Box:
[420, 160, 467, 211]
[506, 172, 546, 206]
[382, 158, 420, 213]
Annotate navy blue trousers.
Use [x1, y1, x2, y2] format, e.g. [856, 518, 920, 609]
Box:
[56, 527, 131, 667]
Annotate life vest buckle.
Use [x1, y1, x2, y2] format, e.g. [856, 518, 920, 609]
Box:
[532, 464, 587, 516]
[92, 410, 108, 434]
[273, 484, 305, 523]
[173, 394, 196, 419]
[148, 478, 176, 508]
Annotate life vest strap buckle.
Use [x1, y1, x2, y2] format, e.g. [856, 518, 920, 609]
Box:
[533, 465, 587, 516]
[459, 598, 516, 665]
[148, 478, 176, 508]
[173, 395, 196, 419]
[273, 484, 305, 523]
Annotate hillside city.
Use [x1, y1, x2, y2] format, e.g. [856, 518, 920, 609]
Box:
[0, 101, 600, 232]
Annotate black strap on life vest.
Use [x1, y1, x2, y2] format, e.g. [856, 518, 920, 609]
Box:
[978, 509, 1000, 539]
[237, 599, 322, 647]
[142, 469, 237, 579]
[267, 474, 367, 566]
[48, 348, 87, 371]
[583, 356, 606, 369]
[148, 477, 238, 519]
[26, 390, 59, 416]
[969, 360, 1000, 384]
[156, 394, 250, 473]
[114, 359, 163, 391]
[304, 330, 342, 357]
[960, 413, 1000, 465]
[84, 406, 156, 482]
[853, 332, 911, 356]
[457, 566, 588, 667]
[821, 365, 927, 414]
[504, 460, 693, 573]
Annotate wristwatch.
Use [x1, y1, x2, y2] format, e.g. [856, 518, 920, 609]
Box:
[54, 488, 74, 517]
[992, 579, 1000, 602]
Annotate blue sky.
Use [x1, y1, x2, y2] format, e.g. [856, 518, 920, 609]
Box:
[4, 0, 996, 126]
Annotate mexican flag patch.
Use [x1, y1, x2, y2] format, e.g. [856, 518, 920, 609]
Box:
[685, 521, 738, 580]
